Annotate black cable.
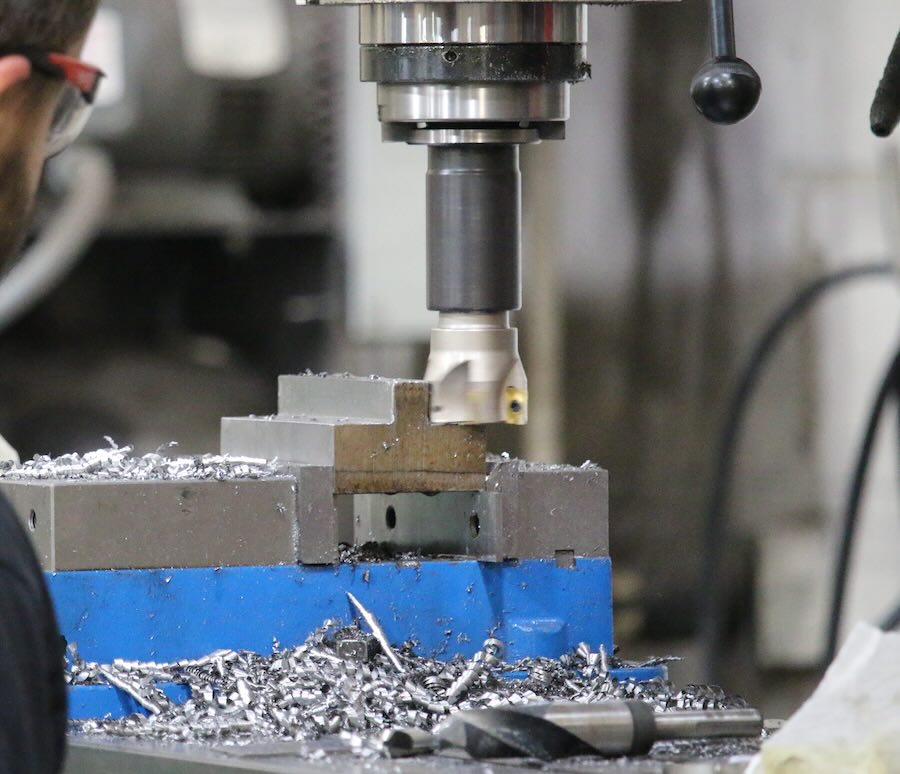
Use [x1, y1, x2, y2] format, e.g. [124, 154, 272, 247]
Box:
[882, 366, 900, 632]
[699, 263, 898, 682]
[824, 345, 900, 660]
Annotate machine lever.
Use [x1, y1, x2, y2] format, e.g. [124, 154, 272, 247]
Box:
[691, 0, 761, 125]
[871, 29, 900, 137]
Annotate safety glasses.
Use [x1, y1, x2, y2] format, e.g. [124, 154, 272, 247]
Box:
[0, 47, 104, 157]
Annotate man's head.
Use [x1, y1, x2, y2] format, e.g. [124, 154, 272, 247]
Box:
[0, 0, 100, 266]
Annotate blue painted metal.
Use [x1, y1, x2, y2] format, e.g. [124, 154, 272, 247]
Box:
[49, 558, 613, 664]
[610, 666, 668, 683]
[52, 558, 615, 720]
[69, 683, 191, 721]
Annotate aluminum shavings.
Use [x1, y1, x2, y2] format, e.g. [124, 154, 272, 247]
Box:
[346, 592, 405, 673]
[69, 624, 750, 748]
[647, 737, 762, 760]
[446, 638, 504, 704]
[556, 737, 761, 770]
[338, 542, 423, 565]
[0, 439, 280, 482]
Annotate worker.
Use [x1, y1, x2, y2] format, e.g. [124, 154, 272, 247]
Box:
[0, 2, 101, 771]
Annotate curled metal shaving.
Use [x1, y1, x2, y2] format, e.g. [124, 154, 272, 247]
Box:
[69, 624, 750, 748]
[0, 439, 280, 482]
[446, 638, 503, 704]
[346, 592, 405, 673]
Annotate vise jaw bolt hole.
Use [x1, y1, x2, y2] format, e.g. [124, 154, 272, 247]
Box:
[442, 50, 459, 64]
[385, 506, 397, 530]
[28, 510, 37, 531]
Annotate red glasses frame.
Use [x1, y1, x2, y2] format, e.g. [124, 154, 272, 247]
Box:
[0, 47, 103, 102]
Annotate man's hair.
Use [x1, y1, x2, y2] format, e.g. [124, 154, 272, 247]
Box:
[0, 0, 100, 51]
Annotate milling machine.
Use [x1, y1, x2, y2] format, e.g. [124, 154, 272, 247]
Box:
[0, 0, 761, 764]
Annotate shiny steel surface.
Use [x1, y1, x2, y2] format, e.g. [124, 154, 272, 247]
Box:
[433, 700, 763, 759]
[360, 3, 587, 44]
[377, 82, 569, 123]
[708, 0, 736, 59]
[654, 708, 763, 740]
[425, 312, 527, 425]
[427, 145, 520, 313]
[520, 702, 636, 755]
[402, 126, 540, 144]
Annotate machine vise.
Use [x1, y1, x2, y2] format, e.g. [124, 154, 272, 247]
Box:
[0, 374, 620, 719]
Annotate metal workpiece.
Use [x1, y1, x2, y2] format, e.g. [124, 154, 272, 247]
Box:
[222, 374, 487, 494]
[359, 3, 588, 45]
[0, 477, 299, 571]
[277, 373, 398, 420]
[425, 313, 527, 426]
[427, 145, 521, 313]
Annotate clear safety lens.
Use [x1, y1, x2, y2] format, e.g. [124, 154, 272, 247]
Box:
[46, 82, 94, 158]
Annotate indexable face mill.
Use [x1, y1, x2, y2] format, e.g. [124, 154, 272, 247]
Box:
[358, 2, 591, 425]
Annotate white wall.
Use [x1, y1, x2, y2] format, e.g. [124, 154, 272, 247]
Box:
[340, 9, 430, 342]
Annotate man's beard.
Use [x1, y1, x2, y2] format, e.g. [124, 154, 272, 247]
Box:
[0, 154, 34, 274]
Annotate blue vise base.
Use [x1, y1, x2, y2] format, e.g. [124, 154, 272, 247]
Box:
[52, 558, 613, 663]
[52, 557, 618, 720]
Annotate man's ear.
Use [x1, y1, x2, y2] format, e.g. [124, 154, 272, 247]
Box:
[0, 56, 31, 93]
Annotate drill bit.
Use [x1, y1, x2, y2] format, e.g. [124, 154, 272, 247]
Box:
[432, 700, 763, 761]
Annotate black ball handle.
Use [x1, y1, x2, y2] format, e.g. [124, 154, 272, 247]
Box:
[691, 0, 761, 125]
[870, 29, 900, 137]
